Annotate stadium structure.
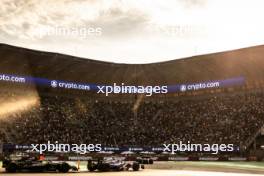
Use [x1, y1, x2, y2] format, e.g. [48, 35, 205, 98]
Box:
[1, 43, 264, 174]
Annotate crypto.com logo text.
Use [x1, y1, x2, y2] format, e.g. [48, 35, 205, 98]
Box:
[180, 81, 220, 92]
[97, 83, 168, 96]
[50, 80, 90, 91]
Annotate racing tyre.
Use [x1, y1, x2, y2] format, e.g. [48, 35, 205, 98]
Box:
[87, 161, 97, 172]
[59, 162, 70, 173]
[6, 163, 17, 173]
[132, 162, 140, 171]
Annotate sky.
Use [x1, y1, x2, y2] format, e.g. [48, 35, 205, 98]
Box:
[0, 0, 264, 64]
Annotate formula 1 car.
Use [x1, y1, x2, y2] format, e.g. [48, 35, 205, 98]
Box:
[136, 156, 154, 164]
[87, 157, 144, 172]
[3, 155, 78, 173]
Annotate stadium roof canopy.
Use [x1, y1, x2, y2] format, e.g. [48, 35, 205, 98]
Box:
[0, 43, 264, 86]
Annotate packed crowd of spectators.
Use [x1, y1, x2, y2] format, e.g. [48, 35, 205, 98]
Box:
[0, 131, 7, 143]
[1, 91, 264, 150]
[136, 93, 264, 146]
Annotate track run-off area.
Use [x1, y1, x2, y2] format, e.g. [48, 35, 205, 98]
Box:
[1, 161, 264, 175]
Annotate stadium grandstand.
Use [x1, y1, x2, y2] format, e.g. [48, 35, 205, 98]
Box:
[1, 43, 264, 158]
